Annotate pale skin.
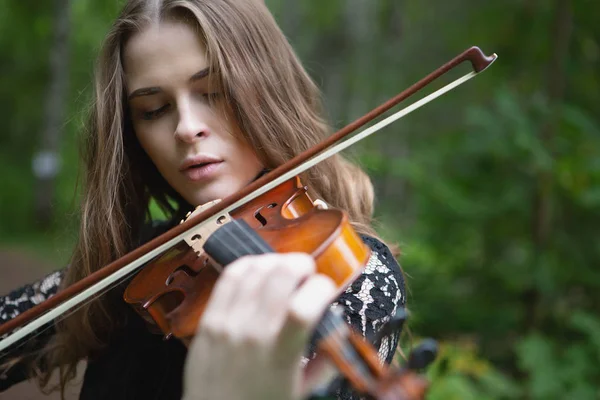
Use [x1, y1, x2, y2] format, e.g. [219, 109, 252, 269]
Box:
[123, 20, 338, 400]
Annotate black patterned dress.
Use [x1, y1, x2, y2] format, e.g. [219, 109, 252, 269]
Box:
[0, 234, 405, 400]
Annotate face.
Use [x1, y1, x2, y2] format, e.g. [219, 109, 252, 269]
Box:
[123, 20, 264, 207]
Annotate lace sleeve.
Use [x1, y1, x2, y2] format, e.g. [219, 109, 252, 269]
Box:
[335, 236, 405, 363]
[0, 270, 63, 328]
[305, 236, 406, 400]
[0, 270, 64, 391]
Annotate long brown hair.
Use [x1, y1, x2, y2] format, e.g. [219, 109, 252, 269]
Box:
[35, 0, 382, 394]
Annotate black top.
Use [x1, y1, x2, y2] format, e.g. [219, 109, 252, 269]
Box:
[0, 229, 405, 400]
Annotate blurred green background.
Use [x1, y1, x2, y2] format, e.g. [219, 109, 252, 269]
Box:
[1, 0, 599, 399]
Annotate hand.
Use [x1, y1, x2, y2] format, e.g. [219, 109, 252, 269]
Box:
[182, 253, 337, 400]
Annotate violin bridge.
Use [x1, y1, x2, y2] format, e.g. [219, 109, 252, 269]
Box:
[180, 199, 232, 257]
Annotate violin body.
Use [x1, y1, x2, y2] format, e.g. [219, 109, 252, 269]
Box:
[124, 176, 371, 343]
[124, 177, 433, 399]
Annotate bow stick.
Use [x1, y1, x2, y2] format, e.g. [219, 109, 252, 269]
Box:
[0, 46, 497, 353]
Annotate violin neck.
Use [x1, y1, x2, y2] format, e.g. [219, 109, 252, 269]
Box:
[203, 219, 274, 265]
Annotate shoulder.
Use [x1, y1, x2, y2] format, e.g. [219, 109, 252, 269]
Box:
[359, 234, 405, 306]
[333, 235, 405, 337]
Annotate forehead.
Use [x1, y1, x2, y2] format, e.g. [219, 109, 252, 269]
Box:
[123, 20, 209, 92]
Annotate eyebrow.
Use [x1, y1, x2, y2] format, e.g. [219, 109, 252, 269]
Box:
[127, 67, 210, 101]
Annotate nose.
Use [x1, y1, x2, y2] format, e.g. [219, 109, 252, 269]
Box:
[174, 100, 209, 143]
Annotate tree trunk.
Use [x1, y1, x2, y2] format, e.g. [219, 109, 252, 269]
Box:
[344, 0, 377, 121]
[526, 0, 572, 329]
[378, 0, 409, 215]
[33, 0, 71, 228]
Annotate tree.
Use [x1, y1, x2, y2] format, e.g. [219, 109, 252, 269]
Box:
[33, 0, 71, 228]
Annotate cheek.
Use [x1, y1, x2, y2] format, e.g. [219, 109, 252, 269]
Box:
[232, 141, 263, 172]
[134, 125, 172, 168]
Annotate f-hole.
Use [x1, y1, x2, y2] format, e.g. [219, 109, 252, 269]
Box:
[254, 203, 277, 227]
[165, 264, 199, 286]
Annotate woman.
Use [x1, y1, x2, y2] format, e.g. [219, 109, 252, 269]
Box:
[0, 1, 405, 399]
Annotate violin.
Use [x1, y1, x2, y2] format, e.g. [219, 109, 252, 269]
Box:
[0, 46, 497, 399]
[124, 175, 431, 399]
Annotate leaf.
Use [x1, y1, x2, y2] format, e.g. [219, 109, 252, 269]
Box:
[569, 311, 600, 362]
[516, 334, 563, 399]
[427, 374, 483, 400]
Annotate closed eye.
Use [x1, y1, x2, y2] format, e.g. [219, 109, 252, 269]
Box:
[142, 104, 170, 120]
[201, 92, 220, 101]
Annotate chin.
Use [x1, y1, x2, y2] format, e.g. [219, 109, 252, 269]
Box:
[185, 184, 241, 208]
[186, 193, 220, 208]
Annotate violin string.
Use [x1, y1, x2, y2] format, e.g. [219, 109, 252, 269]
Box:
[237, 220, 273, 254]
[241, 221, 274, 254]
[225, 220, 271, 257]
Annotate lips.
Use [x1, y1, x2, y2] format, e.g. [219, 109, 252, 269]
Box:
[180, 155, 223, 182]
[179, 154, 223, 171]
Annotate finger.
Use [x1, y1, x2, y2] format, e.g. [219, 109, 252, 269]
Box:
[249, 253, 316, 338]
[200, 253, 314, 338]
[289, 274, 337, 330]
[279, 274, 338, 353]
[199, 255, 255, 333]
[224, 261, 277, 333]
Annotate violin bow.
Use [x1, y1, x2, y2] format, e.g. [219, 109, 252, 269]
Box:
[0, 46, 497, 353]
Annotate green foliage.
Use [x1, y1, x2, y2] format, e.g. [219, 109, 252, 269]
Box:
[1, 1, 599, 399]
[424, 339, 520, 400]
[515, 312, 600, 400]
[392, 82, 600, 397]
[0, 0, 119, 239]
